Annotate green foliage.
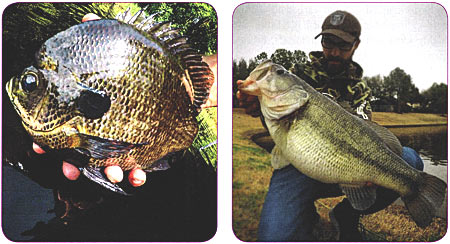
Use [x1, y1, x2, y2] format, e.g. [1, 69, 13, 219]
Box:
[139, 3, 217, 55]
[232, 59, 250, 105]
[189, 107, 217, 170]
[381, 68, 420, 112]
[384, 68, 420, 102]
[270, 49, 307, 70]
[364, 69, 447, 113]
[255, 52, 268, 63]
[364, 75, 384, 100]
[421, 83, 448, 114]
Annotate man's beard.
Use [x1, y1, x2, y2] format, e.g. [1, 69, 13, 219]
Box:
[325, 56, 351, 76]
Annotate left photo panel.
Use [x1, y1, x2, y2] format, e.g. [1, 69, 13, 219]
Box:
[2, 2, 217, 241]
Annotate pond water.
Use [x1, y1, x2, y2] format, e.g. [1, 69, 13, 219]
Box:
[391, 125, 447, 180]
[389, 125, 448, 217]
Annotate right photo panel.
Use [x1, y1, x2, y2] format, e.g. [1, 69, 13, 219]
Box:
[232, 2, 447, 242]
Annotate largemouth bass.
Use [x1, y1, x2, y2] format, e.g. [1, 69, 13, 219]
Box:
[238, 60, 446, 227]
[6, 10, 213, 175]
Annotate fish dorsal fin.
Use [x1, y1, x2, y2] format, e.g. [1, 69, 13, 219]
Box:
[116, 8, 214, 112]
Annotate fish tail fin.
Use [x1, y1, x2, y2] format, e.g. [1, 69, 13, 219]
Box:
[402, 172, 447, 227]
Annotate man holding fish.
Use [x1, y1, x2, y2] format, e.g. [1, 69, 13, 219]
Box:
[237, 10, 429, 241]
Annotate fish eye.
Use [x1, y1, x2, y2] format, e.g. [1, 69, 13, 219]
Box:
[20, 72, 39, 92]
[276, 69, 285, 75]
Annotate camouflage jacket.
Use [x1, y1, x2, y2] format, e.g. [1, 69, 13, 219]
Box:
[291, 51, 372, 120]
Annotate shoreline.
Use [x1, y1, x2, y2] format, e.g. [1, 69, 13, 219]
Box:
[381, 123, 447, 128]
[232, 108, 448, 127]
[371, 111, 447, 127]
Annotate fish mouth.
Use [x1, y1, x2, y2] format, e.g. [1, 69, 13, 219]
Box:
[260, 88, 291, 99]
[21, 115, 76, 134]
[22, 117, 147, 160]
[267, 104, 299, 112]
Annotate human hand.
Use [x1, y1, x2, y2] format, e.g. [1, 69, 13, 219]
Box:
[236, 80, 261, 117]
[33, 143, 147, 187]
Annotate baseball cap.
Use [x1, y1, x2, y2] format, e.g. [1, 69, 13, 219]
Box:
[315, 10, 361, 43]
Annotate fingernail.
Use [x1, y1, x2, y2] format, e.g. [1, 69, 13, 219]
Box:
[62, 161, 80, 180]
[128, 168, 146, 187]
[104, 165, 124, 183]
[82, 13, 101, 22]
[32, 143, 46, 154]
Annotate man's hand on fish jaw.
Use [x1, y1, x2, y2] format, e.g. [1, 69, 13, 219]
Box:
[236, 80, 261, 117]
[32, 142, 147, 187]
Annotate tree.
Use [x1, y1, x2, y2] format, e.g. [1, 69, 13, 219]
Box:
[236, 59, 250, 81]
[232, 59, 250, 107]
[255, 52, 268, 64]
[363, 75, 384, 101]
[139, 3, 217, 55]
[421, 83, 448, 114]
[247, 59, 258, 73]
[383, 67, 420, 113]
[293, 50, 308, 64]
[270, 49, 295, 70]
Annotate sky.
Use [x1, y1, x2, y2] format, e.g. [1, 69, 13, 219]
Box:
[233, 3, 447, 91]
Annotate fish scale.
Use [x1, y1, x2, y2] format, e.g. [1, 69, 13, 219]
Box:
[7, 15, 213, 171]
[282, 93, 420, 195]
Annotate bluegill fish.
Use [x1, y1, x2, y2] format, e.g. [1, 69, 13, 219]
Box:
[6, 10, 213, 174]
[239, 60, 446, 227]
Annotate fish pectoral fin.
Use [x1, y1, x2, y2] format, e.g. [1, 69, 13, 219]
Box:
[340, 184, 377, 210]
[77, 134, 147, 159]
[81, 166, 132, 196]
[271, 145, 290, 169]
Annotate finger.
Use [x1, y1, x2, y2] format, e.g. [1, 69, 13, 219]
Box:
[236, 91, 243, 104]
[104, 165, 124, 184]
[366, 182, 374, 187]
[62, 161, 81, 180]
[237, 91, 249, 108]
[245, 94, 259, 103]
[82, 13, 101, 23]
[32, 142, 46, 154]
[128, 168, 146, 187]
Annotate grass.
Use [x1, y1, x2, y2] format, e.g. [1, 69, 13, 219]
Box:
[232, 110, 272, 241]
[372, 112, 447, 126]
[232, 108, 447, 242]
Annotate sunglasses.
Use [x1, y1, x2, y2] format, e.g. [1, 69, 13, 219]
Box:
[321, 37, 356, 51]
